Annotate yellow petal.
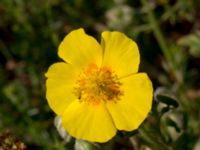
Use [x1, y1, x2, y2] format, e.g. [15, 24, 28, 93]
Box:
[61, 101, 117, 143]
[45, 62, 78, 115]
[58, 28, 102, 70]
[106, 73, 153, 131]
[101, 31, 140, 77]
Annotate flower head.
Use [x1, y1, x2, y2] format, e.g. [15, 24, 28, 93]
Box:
[45, 28, 153, 143]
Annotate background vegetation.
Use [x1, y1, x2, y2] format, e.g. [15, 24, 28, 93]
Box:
[0, 0, 200, 149]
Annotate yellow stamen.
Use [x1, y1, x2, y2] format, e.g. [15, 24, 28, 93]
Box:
[74, 64, 123, 105]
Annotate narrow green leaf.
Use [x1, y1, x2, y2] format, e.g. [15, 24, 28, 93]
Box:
[157, 95, 179, 108]
[165, 117, 181, 133]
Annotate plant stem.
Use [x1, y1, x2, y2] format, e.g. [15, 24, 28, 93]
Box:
[141, 0, 175, 71]
[139, 127, 169, 150]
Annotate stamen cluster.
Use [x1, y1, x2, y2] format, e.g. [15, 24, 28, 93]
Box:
[74, 64, 123, 105]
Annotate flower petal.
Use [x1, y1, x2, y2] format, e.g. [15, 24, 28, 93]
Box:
[58, 28, 102, 69]
[101, 31, 140, 77]
[45, 62, 78, 115]
[61, 101, 117, 143]
[106, 73, 153, 131]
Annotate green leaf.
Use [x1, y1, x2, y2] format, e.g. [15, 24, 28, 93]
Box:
[156, 95, 179, 108]
[165, 117, 181, 133]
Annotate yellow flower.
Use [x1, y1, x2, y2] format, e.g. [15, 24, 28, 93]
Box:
[45, 28, 153, 143]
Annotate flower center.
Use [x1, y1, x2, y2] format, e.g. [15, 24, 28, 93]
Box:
[74, 64, 123, 105]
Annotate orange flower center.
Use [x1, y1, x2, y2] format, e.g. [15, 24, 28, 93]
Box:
[74, 64, 123, 105]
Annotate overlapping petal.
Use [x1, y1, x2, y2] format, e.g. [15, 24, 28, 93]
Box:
[45, 62, 79, 115]
[61, 101, 117, 143]
[58, 28, 102, 70]
[106, 73, 153, 131]
[101, 31, 140, 77]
